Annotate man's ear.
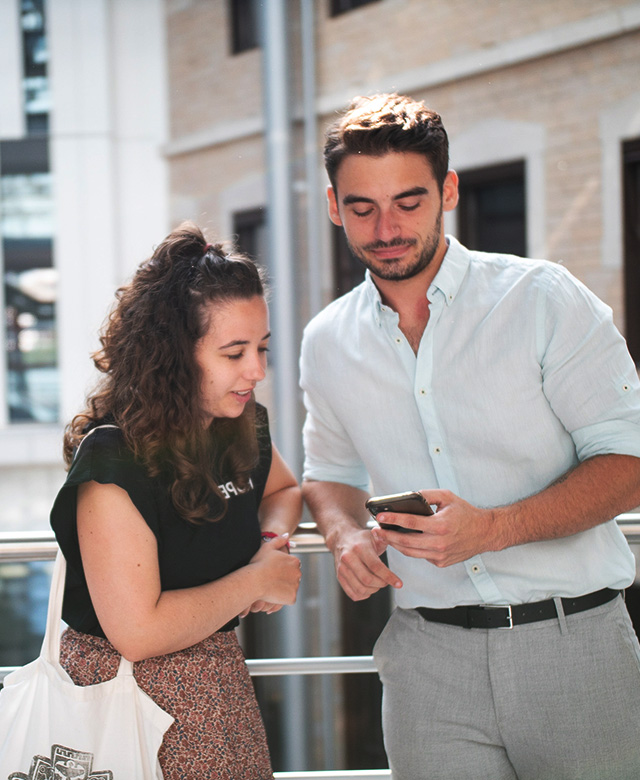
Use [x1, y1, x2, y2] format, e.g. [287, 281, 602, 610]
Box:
[327, 186, 343, 226]
[442, 170, 459, 213]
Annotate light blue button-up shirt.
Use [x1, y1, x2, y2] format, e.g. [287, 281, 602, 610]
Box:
[300, 236, 640, 608]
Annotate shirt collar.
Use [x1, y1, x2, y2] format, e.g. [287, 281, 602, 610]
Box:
[428, 235, 470, 306]
[363, 272, 386, 326]
[365, 234, 470, 323]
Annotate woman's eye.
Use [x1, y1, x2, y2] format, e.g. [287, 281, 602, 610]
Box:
[227, 353, 243, 361]
[259, 347, 270, 354]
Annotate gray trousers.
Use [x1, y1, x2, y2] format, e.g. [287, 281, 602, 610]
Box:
[373, 597, 640, 780]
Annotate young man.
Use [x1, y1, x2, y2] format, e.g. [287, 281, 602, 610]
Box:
[300, 93, 640, 779]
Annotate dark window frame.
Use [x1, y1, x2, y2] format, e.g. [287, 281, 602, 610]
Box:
[457, 160, 527, 257]
[232, 206, 266, 261]
[229, 0, 260, 54]
[332, 224, 365, 298]
[623, 138, 640, 365]
[329, 0, 381, 17]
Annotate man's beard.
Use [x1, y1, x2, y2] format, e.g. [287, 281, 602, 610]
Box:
[347, 210, 443, 282]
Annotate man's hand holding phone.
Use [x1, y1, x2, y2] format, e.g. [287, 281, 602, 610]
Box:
[366, 491, 433, 533]
[369, 489, 496, 567]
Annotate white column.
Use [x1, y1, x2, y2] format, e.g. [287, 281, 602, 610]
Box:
[48, 0, 168, 423]
[49, 0, 118, 422]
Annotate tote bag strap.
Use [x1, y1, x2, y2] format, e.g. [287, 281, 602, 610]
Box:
[43, 424, 133, 676]
[42, 548, 67, 664]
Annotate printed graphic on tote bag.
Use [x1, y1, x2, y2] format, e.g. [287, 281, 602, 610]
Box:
[8, 744, 113, 780]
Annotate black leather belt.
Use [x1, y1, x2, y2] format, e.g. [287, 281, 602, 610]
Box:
[416, 588, 620, 630]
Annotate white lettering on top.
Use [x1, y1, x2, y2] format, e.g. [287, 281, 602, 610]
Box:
[218, 477, 254, 498]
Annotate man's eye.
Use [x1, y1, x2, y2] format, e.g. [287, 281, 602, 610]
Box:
[352, 208, 373, 217]
[398, 202, 420, 212]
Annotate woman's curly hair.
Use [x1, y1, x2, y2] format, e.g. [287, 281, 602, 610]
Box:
[63, 222, 267, 524]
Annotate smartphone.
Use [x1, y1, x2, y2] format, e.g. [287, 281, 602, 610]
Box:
[365, 491, 433, 533]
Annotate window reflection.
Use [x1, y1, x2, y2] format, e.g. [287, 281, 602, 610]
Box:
[5, 271, 58, 424]
[21, 0, 49, 134]
[1, 149, 58, 424]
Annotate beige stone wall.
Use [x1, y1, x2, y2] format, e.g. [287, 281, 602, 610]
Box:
[315, 0, 634, 93]
[169, 134, 266, 234]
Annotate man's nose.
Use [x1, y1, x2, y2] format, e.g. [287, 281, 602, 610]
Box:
[375, 209, 400, 242]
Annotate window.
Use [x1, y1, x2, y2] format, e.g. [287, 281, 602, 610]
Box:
[1, 139, 58, 424]
[623, 138, 640, 366]
[0, 2, 57, 424]
[232, 207, 270, 293]
[457, 161, 526, 257]
[333, 225, 365, 297]
[330, 0, 381, 16]
[233, 207, 267, 263]
[20, 0, 49, 134]
[229, 0, 260, 54]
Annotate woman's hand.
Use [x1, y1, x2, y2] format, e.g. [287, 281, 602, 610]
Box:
[244, 441, 303, 617]
[240, 534, 301, 617]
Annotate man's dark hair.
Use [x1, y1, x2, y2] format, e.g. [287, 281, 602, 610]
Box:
[324, 93, 449, 193]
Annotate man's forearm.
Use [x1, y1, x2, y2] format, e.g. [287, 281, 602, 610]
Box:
[301, 480, 371, 548]
[372, 454, 640, 568]
[492, 453, 640, 551]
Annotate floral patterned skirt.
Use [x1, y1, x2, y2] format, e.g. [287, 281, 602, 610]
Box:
[59, 627, 274, 780]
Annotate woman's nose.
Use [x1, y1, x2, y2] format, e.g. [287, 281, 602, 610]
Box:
[245, 352, 266, 382]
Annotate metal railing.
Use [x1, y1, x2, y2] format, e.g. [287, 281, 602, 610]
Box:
[1, 516, 639, 780]
[1, 515, 639, 685]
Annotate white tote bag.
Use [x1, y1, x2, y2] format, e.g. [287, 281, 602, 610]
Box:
[0, 551, 174, 779]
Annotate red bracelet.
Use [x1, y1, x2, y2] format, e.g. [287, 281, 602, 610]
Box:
[261, 531, 290, 552]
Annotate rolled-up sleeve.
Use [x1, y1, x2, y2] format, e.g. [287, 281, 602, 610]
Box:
[539, 264, 640, 460]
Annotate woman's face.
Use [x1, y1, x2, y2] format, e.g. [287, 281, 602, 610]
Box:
[194, 295, 270, 424]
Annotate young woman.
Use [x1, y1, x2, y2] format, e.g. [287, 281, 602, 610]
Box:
[50, 223, 302, 779]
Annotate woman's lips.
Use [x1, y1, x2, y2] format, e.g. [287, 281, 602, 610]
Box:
[232, 389, 253, 403]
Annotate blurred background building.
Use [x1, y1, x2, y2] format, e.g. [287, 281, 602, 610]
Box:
[0, 0, 639, 773]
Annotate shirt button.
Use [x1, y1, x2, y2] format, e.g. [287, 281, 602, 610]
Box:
[471, 565, 481, 574]
[434, 446, 442, 454]
[395, 338, 402, 344]
[419, 388, 427, 395]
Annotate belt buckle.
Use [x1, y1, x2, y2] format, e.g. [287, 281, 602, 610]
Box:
[484, 604, 514, 629]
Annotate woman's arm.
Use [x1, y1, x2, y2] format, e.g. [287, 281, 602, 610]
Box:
[241, 444, 303, 616]
[77, 480, 301, 662]
[258, 443, 302, 537]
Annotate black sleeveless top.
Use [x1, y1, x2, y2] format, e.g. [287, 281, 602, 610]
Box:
[50, 404, 272, 637]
